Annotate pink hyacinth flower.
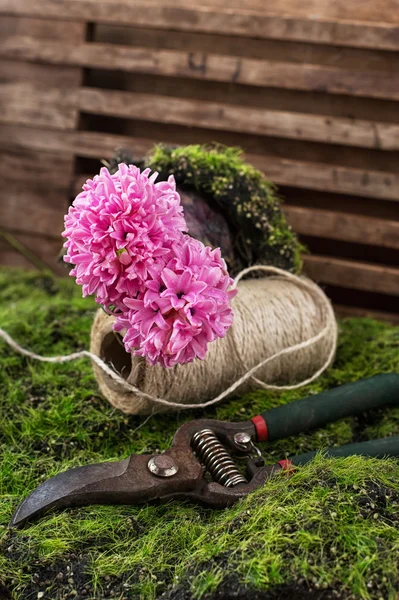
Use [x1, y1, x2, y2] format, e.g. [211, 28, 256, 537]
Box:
[62, 164, 187, 311]
[114, 235, 237, 367]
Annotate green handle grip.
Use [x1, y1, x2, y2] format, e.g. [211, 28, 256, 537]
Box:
[290, 435, 399, 466]
[261, 374, 399, 442]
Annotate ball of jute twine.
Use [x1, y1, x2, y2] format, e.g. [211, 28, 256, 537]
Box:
[90, 266, 338, 415]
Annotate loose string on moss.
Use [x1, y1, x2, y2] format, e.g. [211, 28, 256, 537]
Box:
[0, 267, 337, 412]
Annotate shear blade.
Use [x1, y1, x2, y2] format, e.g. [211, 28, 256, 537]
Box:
[10, 457, 132, 528]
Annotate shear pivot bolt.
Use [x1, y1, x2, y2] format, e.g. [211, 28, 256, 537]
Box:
[234, 432, 251, 446]
[148, 455, 178, 477]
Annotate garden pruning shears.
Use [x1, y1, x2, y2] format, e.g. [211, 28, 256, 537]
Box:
[10, 374, 399, 528]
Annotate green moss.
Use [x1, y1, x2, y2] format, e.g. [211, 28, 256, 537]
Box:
[146, 144, 304, 274]
[0, 268, 398, 599]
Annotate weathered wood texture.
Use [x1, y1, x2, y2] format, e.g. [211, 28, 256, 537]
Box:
[2, 0, 399, 50]
[0, 3, 398, 319]
[0, 16, 85, 275]
[0, 234, 66, 275]
[0, 149, 73, 237]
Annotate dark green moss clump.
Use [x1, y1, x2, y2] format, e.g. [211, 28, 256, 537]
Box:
[146, 144, 303, 274]
[0, 268, 399, 600]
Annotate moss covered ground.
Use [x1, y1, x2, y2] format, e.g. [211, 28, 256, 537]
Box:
[0, 268, 398, 600]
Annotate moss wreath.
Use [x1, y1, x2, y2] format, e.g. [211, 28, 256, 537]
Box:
[105, 144, 304, 276]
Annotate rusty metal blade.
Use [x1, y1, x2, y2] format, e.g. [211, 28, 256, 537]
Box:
[9, 457, 133, 528]
[9, 448, 203, 528]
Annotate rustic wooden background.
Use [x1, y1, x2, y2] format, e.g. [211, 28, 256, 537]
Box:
[0, 0, 398, 321]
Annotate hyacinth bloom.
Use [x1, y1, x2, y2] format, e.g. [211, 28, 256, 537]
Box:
[62, 164, 186, 311]
[63, 164, 237, 367]
[114, 236, 237, 368]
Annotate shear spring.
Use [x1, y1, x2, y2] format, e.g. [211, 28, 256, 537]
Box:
[191, 429, 247, 487]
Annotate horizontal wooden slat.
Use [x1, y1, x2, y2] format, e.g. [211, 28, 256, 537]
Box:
[1, 0, 398, 51]
[94, 25, 399, 73]
[0, 58, 83, 92]
[0, 126, 140, 160]
[283, 205, 399, 249]
[303, 255, 399, 296]
[0, 149, 73, 237]
[0, 125, 150, 161]
[0, 15, 85, 42]
[249, 154, 399, 202]
[2, 37, 399, 101]
[0, 149, 73, 189]
[1, 186, 69, 238]
[84, 70, 399, 126]
[78, 87, 399, 151]
[0, 60, 80, 129]
[0, 233, 65, 275]
[129, 0, 399, 24]
[1, 125, 398, 202]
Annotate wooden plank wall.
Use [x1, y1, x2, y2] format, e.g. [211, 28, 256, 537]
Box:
[0, 13, 86, 274]
[0, 0, 398, 320]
